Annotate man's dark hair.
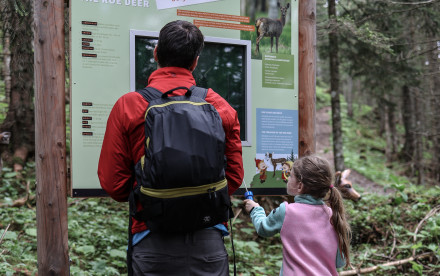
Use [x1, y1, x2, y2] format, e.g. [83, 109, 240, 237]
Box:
[157, 20, 204, 69]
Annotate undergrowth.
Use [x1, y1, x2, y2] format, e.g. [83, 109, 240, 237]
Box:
[1, 89, 439, 275]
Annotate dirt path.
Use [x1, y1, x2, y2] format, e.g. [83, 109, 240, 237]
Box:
[316, 107, 389, 195]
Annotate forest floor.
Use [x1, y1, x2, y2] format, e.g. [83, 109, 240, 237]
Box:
[316, 107, 390, 195]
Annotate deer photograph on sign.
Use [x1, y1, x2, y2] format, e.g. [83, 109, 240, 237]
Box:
[241, 0, 292, 60]
[255, 2, 290, 55]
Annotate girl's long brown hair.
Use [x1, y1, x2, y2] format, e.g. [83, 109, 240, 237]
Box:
[292, 155, 351, 267]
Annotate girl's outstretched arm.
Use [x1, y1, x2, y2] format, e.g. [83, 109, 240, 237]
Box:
[244, 200, 286, 237]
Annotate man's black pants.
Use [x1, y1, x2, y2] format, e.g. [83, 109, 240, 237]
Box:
[132, 228, 229, 275]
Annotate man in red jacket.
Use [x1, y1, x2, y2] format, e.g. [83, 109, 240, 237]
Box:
[98, 20, 244, 275]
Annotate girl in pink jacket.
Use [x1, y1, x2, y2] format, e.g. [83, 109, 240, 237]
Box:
[245, 155, 351, 275]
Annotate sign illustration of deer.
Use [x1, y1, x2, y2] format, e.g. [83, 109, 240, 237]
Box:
[266, 152, 287, 177]
[255, 1, 290, 54]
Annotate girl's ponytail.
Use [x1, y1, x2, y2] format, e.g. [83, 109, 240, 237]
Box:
[328, 186, 351, 268]
[293, 155, 352, 268]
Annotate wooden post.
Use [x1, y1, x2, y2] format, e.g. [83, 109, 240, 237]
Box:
[34, 0, 69, 274]
[298, 0, 316, 156]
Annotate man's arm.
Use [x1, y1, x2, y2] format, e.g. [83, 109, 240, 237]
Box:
[224, 111, 244, 195]
[98, 98, 133, 202]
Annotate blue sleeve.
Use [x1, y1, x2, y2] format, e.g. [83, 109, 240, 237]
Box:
[336, 247, 346, 268]
[250, 203, 286, 237]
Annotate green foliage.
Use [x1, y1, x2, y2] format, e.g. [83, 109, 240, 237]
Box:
[68, 198, 128, 274]
[1, 95, 439, 274]
[316, 83, 331, 110]
[336, 15, 394, 55]
[0, 164, 38, 275]
[338, 100, 411, 189]
[1, 120, 440, 276]
[316, 81, 440, 274]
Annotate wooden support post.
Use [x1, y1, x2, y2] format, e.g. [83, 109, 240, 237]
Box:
[34, 0, 69, 274]
[298, 0, 316, 156]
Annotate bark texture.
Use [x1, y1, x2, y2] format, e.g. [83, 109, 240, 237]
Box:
[0, 0, 35, 168]
[328, 0, 344, 171]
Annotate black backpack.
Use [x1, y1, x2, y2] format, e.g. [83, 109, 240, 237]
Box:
[131, 85, 232, 233]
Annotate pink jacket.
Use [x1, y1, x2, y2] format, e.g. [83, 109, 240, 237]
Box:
[281, 203, 339, 276]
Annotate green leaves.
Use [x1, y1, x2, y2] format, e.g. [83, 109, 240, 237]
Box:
[74, 245, 95, 256]
[109, 249, 126, 259]
[1, 158, 439, 275]
[24, 228, 37, 237]
[2, 230, 17, 240]
[391, 183, 405, 192]
[410, 261, 424, 275]
[3, 172, 17, 179]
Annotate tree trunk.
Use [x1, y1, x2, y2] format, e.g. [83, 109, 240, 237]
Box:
[429, 41, 440, 182]
[261, 0, 266, 12]
[354, 79, 361, 115]
[401, 85, 415, 165]
[328, 0, 344, 171]
[379, 95, 397, 162]
[2, 31, 11, 103]
[0, 0, 35, 169]
[268, 0, 278, 19]
[378, 98, 386, 136]
[345, 75, 353, 118]
[413, 88, 424, 184]
[241, 0, 246, 20]
[298, 0, 316, 157]
[382, 99, 392, 161]
[388, 99, 398, 160]
[34, 0, 69, 273]
[249, 0, 256, 24]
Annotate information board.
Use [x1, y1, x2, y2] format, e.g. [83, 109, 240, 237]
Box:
[70, 0, 299, 196]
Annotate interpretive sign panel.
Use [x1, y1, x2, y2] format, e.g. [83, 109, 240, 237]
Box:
[70, 0, 299, 196]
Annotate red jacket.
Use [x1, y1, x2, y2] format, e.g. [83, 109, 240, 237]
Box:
[98, 67, 244, 234]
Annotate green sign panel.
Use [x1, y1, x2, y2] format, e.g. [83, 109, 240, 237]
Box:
[70, 0, 299, 196]
[263, 53, 295, 89]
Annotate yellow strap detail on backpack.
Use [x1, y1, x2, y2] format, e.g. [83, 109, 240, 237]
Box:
[144, 101, 210, 119]
[140, 178, 227, 199]
[140, 155, 145, 172]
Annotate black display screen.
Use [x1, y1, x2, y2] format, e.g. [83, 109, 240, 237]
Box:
[134, 35, 248, 142]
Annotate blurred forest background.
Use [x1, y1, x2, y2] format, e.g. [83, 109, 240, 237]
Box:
[1, 0, 440, 275]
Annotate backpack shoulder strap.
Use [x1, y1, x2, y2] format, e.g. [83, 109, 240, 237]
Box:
[136, 87, 163, 102]
[189, 85, 208, 100]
